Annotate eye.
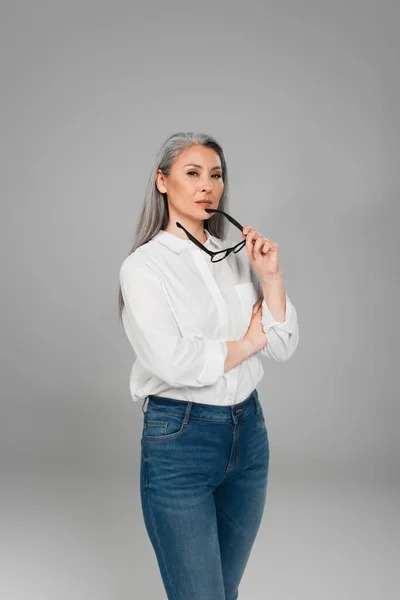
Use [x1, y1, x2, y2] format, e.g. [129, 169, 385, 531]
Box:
[187, 171, 222, 179]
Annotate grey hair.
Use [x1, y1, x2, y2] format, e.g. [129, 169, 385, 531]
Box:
[117, 131, 231, 321]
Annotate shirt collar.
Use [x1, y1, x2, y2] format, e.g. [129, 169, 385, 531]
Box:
[151, 228, 224, 254]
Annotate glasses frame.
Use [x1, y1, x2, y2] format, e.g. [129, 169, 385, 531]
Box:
[176, 208, 246, 263]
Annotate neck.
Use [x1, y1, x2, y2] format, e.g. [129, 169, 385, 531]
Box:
[164, 221, 207, 244]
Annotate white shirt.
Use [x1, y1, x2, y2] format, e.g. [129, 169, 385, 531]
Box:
[119, 228, 299, 406]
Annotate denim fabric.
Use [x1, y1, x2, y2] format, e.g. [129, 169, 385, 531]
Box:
[140, 388, 270, 600]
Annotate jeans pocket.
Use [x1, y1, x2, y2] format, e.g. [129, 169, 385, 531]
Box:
[142, 410, 188, 442]
[255, 396, 267, 427]
[256, 410, 266, 426]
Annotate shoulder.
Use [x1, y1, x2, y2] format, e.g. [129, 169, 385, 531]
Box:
[119, 244, 159, 279]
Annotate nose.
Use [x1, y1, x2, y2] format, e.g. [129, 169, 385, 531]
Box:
[201, 180, 213, 192]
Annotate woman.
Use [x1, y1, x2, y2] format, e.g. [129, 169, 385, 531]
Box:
[118, 132, 299, 599]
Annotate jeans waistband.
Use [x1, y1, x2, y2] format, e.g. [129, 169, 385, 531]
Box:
[142, 388, 261, 423]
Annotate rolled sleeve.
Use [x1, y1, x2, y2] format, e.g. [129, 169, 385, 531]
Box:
[260, 293, 299, 361]
[119, 257, 227, 388]
[196, 338, 228, 385]
[261, 293, 297, 334]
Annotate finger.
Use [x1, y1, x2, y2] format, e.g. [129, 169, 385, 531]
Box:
[254, 238, 264, 256]
[261, 241, 272, 255]
[245, 228, 257, 246]
[252, 299, 263, 314]
[246, 232, 260, 261]
[242, 225, 253, 237]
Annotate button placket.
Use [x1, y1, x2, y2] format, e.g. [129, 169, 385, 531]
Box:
[191, 250, 238, 401]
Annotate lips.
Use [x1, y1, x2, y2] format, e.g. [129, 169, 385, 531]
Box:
[196, 200, 212, 204]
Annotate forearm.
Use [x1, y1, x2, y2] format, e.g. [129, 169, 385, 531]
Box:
[261, 271, 286, 323]
[224, 339, 257, 373]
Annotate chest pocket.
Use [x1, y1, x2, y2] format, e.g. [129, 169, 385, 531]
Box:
[234, 281, 260, 334]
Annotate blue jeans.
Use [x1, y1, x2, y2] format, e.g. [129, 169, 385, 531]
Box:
[140, 388, 270, 600]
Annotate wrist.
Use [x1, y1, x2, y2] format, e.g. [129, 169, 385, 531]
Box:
[260, 271, 282, 284]
[242, 337, 258, 357]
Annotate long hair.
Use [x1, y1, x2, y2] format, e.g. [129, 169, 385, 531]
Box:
[117, 132, 231, 321]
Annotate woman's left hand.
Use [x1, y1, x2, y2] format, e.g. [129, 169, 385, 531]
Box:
[240, 225, 280, 282]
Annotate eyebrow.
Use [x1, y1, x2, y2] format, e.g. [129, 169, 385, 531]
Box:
[183, 163, 222, 171]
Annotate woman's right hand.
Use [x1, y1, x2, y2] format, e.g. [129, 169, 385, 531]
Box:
[243, 298, 268, 352]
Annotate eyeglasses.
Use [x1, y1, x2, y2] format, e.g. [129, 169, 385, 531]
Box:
[176, 208, 246, 263]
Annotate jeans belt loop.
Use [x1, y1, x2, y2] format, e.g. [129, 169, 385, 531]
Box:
[183, 402, 192, 424]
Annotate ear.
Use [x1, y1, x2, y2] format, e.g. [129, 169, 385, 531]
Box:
[155, 169, 166, 194]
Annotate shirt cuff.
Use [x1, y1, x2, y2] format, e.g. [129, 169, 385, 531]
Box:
[261, 293, 298, 335]
[196, 339, 228, 386]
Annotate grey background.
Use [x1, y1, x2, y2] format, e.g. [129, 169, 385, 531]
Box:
[1, 0, 399, 598]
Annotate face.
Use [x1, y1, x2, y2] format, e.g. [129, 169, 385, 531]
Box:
[156, 144, 224, 221]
